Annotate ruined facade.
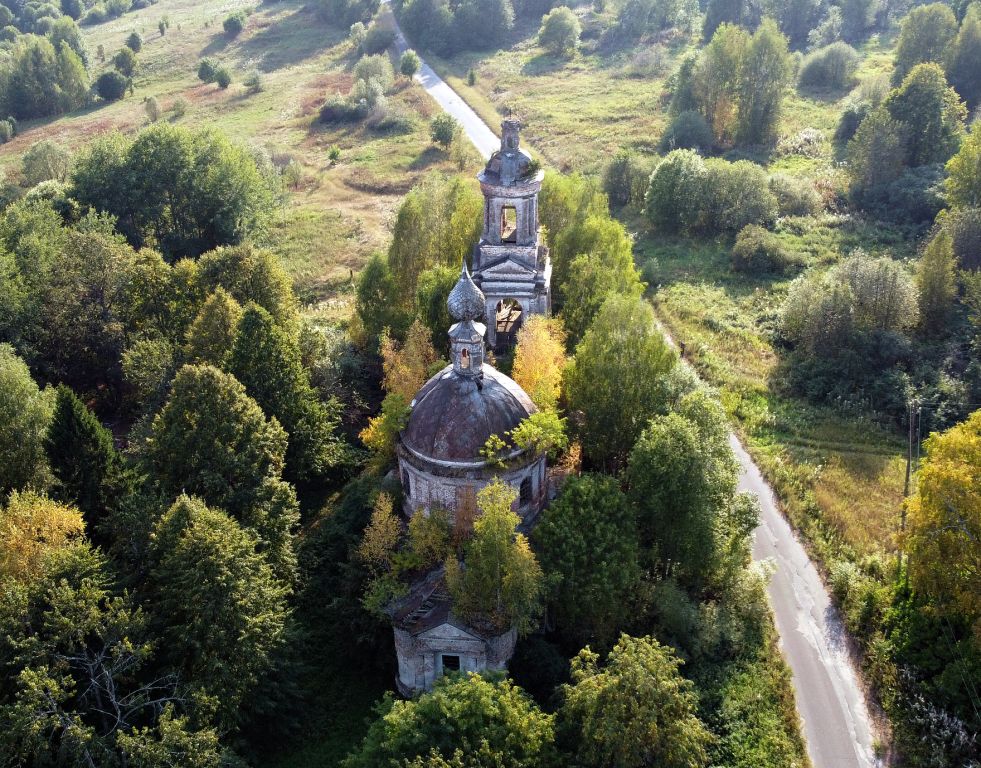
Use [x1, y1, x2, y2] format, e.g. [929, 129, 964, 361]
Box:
[471, 118, 551, 351]
[391, 262, 546, 696]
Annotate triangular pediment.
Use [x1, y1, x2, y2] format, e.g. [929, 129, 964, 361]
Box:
[417, 622, 482, 641]
[477, 259, 537, 279]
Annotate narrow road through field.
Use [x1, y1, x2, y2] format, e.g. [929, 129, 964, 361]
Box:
[388, 15, 878, 766]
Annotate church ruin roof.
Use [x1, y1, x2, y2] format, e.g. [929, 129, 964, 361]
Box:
[402, 364, 536, 464]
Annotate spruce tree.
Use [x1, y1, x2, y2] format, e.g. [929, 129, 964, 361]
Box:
[229, 304, 343, 482]
[45, 385, 125, 535]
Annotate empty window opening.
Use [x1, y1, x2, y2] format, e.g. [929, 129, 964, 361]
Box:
[402, 471, 411, 497]
[460, 348, 470, 369]
[501, 205, 517, 243]
[520, 477, 532, 504]
[442, 654, 461, 672]
[495, 299, 523, 350]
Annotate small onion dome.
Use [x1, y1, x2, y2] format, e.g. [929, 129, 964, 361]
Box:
[447, 261, 485, 322]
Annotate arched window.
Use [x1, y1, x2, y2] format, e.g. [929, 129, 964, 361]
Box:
[460, 348, 470, 369]
[519, 477, 532, 505]
[402, 470, 411, 498]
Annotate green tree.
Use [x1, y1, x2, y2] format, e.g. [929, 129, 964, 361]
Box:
[2, 35, 88, 119]
[354, 252, 411, 347]
[0, 491, 83, 582]
[114, 45, 137, 76]
[44, 385, 126, 535]
[126, 31, 143, 51]
[736, 19, 793, 146]
[552, 212, 640, 312]
[948, 3, 981, 109]
[564, 295, 676, 473]
[415, 264, 457, 351]
[96, 71, 129, 101]
[400, 48, 421, 77]
[558, 634, 712, 768]
[430, 112, 458, 148]
[149, 495, 289, 731]
[645, 149, 707, 233]
[386, 174, 482, 310]
[694, 23, 749, 147]
[196, 244, 298, 329]
[916, 230, 957, 337]
[229, 304, 344, 481]
[184, 287, 243, 366]
[0, 344, 53, 495]
[345, 673, 557, 767]
[538, 6, 581, 57]
[446, 480, 544, 635]
[846, 106, 907, 193]
[892, 3, 958, 85]
[884, 62, 967, 167]
[147, 364, 298, 580]
[534, 474, 641, 648]
[21, 140, 71, 186]
[945, 122, 981, 208]
[625, 392, 739, 585]
[0, 542, 217, 766]
[71, 125, 280, 260]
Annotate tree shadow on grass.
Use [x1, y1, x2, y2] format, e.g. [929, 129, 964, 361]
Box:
[237, 5, 345, 73]
[521, 52, 569, 76]
[409, 145, 446, 170]
[199, 32, 231, 58]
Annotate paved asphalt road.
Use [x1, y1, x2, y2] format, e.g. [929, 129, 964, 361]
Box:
[388, 14, 879, 765]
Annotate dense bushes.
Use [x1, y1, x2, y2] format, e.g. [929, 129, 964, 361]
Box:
[396, 0, 515, 55]
[95, 70, 128, 101]
[768, 173, 821, 217]
[659, 110, 712, 152]
[1, 35, 89, 119]
[731, 225, 799, 274]
[318, 0, 381, 26]
[320, 53, 395, 125]
[538, 6, 580, 57]
[70, 124, 280, 259]
[798, 42, 859, 89]
[645, 150, 777, 235]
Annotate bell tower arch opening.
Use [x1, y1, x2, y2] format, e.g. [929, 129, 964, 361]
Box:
[495, 299, 523, 352]
[501, 205, 517, 244]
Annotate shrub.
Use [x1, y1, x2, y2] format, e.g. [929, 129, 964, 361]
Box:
[538, 6, 580, 57]
[105, 0, 131, 17]
[776, 127, 825, 158]
[349, 21, 367, 49]
[82, 4, 107, 24]
[170, 97, 188, 119]
[113, 46, 137, 76]
[144, 95, 161, 121]
[835, 100, 871, 143]
[942, 207, 981, 270]
[701, 159, 778, 233]
[244, 69, 263, 94]
[125, 31, 142, 51]
[645, 149, 706, 233]
[798, 42, 859, 90]
[731, 224, 798, 274]
[197, 58, 218, 83]
[430, 112, 457, 148]
[319, 94, 365, 123]
[0, 120, 12, 143]
[399, 49, 420, 78]
[659, 110, 712, 152]
[96, 71, 128, 101]
[602, 149, 648, 209]
[362, 23, 395, 54]
[353, 54, 394, 91]
[215, 67, 232, 89]
[223, 11, 246, 36]
[769, 173, 822, 216]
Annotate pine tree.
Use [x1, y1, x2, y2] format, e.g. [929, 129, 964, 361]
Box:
[184, 287, 243, 366]
[45, 385, 126, 537]
[229, 304, 344, 481]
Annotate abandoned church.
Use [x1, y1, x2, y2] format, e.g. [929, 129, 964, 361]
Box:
[388, 120, 552, 696]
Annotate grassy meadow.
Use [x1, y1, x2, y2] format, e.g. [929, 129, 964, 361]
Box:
[0, 0, 477, 314]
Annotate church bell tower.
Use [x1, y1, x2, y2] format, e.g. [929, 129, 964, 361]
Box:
[471, 118, 551, 351]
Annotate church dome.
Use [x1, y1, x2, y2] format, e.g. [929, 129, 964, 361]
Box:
[401, 364, 536, 464]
